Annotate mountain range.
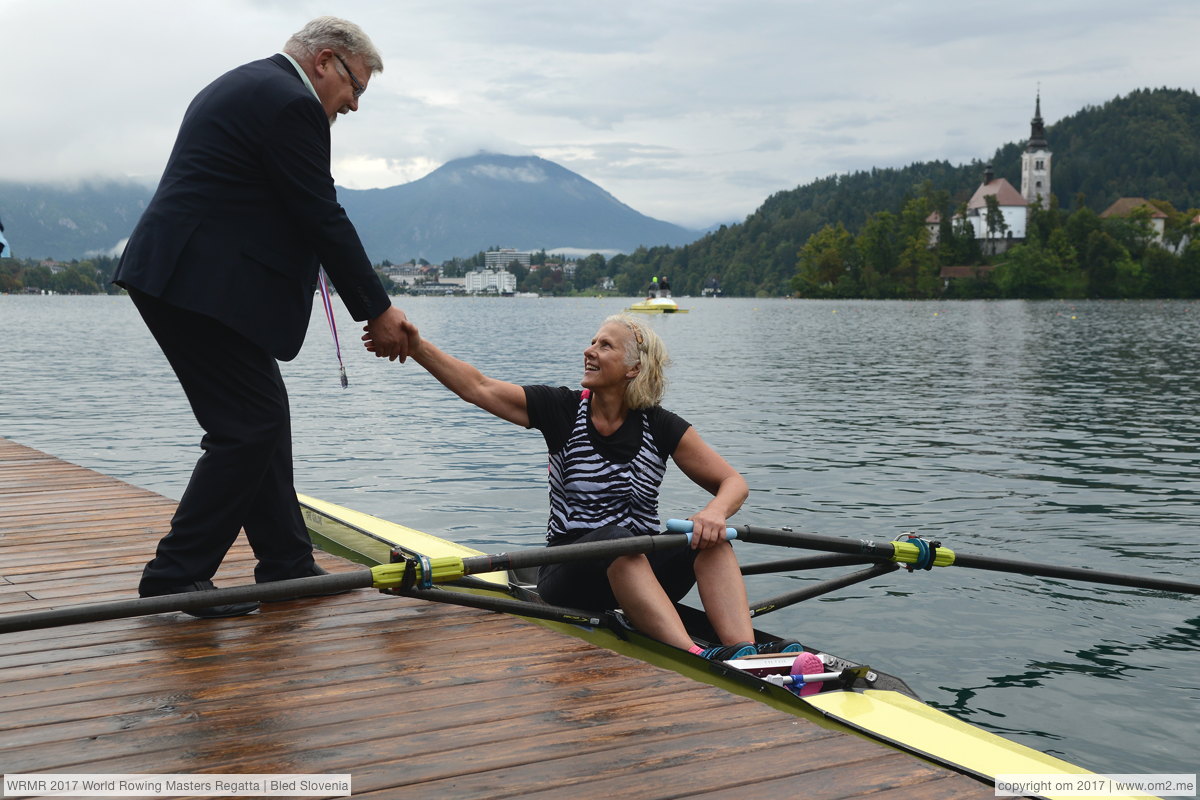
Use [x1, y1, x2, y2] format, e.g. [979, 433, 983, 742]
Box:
[339, 154, 699, 263]
[0, 153, 700, 263]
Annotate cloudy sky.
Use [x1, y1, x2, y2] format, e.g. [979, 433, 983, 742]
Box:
[4, 0, 1197, 229]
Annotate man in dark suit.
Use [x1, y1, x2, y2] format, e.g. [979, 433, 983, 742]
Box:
[115, 17, 407, 618]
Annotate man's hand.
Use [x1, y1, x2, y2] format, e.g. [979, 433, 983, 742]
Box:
[362, 305, 410, 362]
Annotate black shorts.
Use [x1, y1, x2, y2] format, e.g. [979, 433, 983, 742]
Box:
[536, 525, 699, 611]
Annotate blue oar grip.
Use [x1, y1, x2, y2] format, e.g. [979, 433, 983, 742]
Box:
[665, 519, 738, 541]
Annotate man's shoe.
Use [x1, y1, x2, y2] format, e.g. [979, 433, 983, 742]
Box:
[141, 581, 260, 619]
[259, 563, 352, 601]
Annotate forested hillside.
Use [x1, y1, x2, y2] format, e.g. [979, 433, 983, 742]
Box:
[606, 88, 1200, 297]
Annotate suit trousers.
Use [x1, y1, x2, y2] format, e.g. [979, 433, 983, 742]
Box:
[130, 289, 315, 593]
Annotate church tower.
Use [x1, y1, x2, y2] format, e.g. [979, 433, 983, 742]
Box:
[1020, 91, 1051, 207]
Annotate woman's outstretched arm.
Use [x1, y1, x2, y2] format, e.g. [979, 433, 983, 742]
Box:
[400, 321, 530, 427]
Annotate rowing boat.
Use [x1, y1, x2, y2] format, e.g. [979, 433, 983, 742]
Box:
[297, 494, 1156, 800]
[626, 296, 688, 313]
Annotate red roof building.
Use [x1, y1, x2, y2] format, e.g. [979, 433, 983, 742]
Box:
[962, 165, 1028, 247]
[1100, 197, 1167, 244]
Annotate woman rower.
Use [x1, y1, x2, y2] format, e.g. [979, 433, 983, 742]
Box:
[373, 313, 796, 659]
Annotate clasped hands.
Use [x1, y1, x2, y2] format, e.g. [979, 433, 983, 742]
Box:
[361, 305, 419, 362]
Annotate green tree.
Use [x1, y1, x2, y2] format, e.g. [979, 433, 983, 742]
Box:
[541, 268, 566, 295]
[572, 253, 607, 292]
[1162, 205, 1200, 251]
[855, 211, 899, 297]
[24, 265, 53, 290]
[0, 260, 22, 292]
[897, 235, 940, 297]
[982, 194, 1009, 255]
[1065, 206, 1102, 257]
[1142, 246, 1184, 297]
[993, 245, 1083, 298]
[1025, 195, 1061, 247]
[1084, 230, 1135, 297]
[792, 222, 855, 296]
[948, 206, 983, 265]
[50, 264, 101, 294]
[1179, 239, 1200, 298]
[1102, 206, 1157, 260]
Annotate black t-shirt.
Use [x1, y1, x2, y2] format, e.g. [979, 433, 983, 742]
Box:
[523, 385, 690, 463]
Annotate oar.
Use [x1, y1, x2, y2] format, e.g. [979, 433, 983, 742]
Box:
[399, 586, 610, 628]
[0, 532, 700, 634]
[665, 519, 1200, 596]
[741, 553, 880, 576]
[749, 563, 900, 617]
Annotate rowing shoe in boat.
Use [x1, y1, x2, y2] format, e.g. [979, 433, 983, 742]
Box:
[297, 494, 1158, 800]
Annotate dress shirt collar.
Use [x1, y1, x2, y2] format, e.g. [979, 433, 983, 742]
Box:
[279, 52, 320, 102]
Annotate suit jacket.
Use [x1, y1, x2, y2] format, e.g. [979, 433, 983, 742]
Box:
[115, 54, 390, 361]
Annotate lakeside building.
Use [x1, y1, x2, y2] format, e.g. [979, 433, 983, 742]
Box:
[963, 165, 1029, 247]
[1099, 197, 1168, 247]
[485, 249, 531, 270]
[465, 268, 517, 295]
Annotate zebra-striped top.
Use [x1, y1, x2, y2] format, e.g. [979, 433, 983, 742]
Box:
[525, 386, 689, 543]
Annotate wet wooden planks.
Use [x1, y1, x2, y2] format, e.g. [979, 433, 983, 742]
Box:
[0, 438, 995, 798]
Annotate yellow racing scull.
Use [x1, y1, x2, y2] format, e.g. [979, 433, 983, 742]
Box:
[298, 493, 1160, 800]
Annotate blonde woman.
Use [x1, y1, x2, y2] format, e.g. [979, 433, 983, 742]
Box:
[378, 314, 795, 659]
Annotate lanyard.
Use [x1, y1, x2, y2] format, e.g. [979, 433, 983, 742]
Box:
[318, 268, 348, 388]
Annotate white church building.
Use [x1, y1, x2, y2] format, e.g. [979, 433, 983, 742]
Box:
[929, 94, 1052, 251]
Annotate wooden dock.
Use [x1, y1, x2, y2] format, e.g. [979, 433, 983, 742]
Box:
[0, 437, 996, 799]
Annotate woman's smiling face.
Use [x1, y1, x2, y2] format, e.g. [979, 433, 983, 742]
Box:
[582, 322, 639, 390]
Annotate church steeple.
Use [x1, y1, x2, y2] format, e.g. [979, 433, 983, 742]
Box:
[1020, 89, 1051, 207]
[1026, 91, 1048, 152]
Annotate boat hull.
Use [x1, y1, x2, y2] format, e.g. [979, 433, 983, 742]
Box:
[298, 494, 1137, 800]
[626, 298, 687, 313]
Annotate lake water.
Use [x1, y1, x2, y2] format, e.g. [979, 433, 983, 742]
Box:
[2, 293, 1197, 776]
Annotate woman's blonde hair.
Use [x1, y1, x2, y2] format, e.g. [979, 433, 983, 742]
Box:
[604, 313, 669, 409]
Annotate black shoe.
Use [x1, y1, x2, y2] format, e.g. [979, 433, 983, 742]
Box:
[755, 639, 804, 655]
[259, 563, 351, 601]
[141, 580, 260, 619]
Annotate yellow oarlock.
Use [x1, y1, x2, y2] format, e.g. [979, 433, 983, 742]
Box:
[369, 555, 468, 589]
[889, 539, 956, 568]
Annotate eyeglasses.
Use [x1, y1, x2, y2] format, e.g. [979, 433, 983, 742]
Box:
[334, 53, 366, 98]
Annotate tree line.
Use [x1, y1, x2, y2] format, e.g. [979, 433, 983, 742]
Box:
[0, 255, 122, 295]
[9, 198, 1198, 301]
[791, 189, 1200, 299]
[585, 87, 1200, 299]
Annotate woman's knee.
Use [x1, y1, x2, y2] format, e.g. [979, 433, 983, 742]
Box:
[607, 553, 651, 580]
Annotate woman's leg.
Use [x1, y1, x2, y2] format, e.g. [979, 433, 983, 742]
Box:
[692, 542, 755, 644]
[606, 554, 696, 650]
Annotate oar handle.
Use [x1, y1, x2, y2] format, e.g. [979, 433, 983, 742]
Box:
[0, 571, 373, 634]
[665, 519, 739, 540]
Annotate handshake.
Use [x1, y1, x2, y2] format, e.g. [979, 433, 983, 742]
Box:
[361, 305, 421, 362]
